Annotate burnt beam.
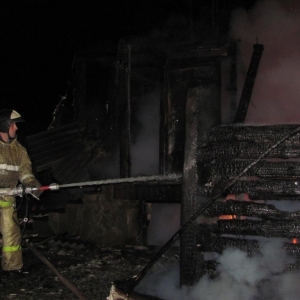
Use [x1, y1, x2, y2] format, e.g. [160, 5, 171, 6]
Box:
[197, 220, 300, 239]
[199, 141, 300, 161]
[180, 87, 199, 286]
[201, 160, 300, 180]
[234, 43, 264, 123]
[203, 200, 300, 220]
[115, 39, 132, 178]
[198, 160, 300, 197]
[227, 180, 300, 200]
[206, 124, 300, 143]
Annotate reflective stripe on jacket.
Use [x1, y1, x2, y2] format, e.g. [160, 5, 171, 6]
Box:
[2, 245, 21, 252]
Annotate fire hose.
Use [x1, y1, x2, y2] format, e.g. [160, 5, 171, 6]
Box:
[2, 174, 181, 300]
[1, 174, 182, 200]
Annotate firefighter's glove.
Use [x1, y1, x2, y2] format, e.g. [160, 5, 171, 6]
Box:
[26, 180, 43, 199]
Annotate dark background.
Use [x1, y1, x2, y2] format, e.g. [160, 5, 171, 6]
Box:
[0, 0, 256, 139]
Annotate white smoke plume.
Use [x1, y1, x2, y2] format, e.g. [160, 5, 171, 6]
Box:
[230, 0, 300, 124]
[136, 239, 299, 300]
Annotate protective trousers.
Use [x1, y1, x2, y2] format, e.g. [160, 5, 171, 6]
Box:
[0, 206, 23, 271]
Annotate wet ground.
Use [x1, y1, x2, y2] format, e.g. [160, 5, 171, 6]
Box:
[0, 233, 160, 300]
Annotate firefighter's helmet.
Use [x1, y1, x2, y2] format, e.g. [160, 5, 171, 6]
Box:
[0, 109, 25, 133]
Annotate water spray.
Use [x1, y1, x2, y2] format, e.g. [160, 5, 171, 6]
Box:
[1, 174, 182, 200]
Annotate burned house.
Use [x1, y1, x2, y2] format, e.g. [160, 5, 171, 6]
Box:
[26, 36, 238, 236]
[24, 33, 300, 299]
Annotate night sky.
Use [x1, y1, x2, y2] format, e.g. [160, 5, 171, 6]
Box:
[0, 0, 256, 138]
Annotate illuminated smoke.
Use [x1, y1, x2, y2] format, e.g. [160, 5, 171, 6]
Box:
[136, 239, 299, 300]
[230, 0, 300, 124]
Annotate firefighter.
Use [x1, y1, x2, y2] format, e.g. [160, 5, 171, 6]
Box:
[0, 109, 42, 274]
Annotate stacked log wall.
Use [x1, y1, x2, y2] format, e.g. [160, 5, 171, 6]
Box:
[196, 124, 300, 277]
[198, 125, 300, 200]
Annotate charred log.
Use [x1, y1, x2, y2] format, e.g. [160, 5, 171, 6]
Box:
[199, 179, 300, 200]
[228, 180, 300, 200]
[201, 160, 300, 180]
[197, 236, 300, 258]
[197, 260, 219, 279]
[199, 141, 300, 161]
[283, 243, 300, 259]
[198, 160, 300, 198]
[206, 124, 300, 143]
[197, 219, 300, 238]
[198, 236, 260, 255]
[234, 43, 264, 124]
[203, 200, 300, 220]
[285, 261, 300, 271]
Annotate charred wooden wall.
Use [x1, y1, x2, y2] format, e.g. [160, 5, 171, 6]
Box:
[159, 45, 235, 175]
[158, 43, 237, 286]
[198, 124, 300, 198]
[195, 124, 300, 279]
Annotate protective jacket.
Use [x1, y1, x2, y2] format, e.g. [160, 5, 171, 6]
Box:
[0, 138, 38, 271]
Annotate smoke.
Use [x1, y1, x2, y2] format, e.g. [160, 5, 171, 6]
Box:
[131, 87, 160, 177]
[229, 0, 300, 124]
[135, 1, 300, 299]
[147, 203, 180, 246]
[266, 200, 300, 212]
[136, 239, 299, 300]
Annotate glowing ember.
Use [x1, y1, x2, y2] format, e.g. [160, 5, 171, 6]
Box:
[219, 215, 237, 220]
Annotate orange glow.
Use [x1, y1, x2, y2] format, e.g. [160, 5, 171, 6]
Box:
[225, 193, 251, 201]
[292, 238, 298, 244]
[218, 215, 248, 220]
[219, 215, 237, 220]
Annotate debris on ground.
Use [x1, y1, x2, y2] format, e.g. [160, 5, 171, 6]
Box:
[0, 233, 178, 300]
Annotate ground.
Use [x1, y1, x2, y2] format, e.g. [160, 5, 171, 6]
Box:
[0, 233, 161, 300]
